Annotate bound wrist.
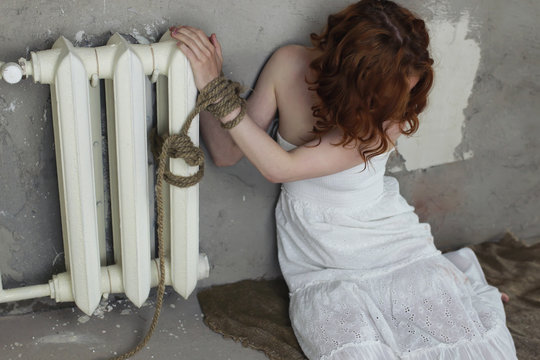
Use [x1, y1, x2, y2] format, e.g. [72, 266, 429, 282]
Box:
[220, 106, 242, 123]
[199, 75, 246, 130]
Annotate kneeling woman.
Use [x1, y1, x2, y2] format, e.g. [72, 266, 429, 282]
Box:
[171, 0, 516, 358]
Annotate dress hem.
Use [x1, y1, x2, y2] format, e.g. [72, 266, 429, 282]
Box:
[318, 323, 516, 360]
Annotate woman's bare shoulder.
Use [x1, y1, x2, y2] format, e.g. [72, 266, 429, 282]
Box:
[265, 44, 314, 81]
[272, 44, 310, 60]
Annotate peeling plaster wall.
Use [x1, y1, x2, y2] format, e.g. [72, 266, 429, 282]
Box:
[390, 0, 540, 249]
[393, 10, 480, 171]
[0, 0, 538, 312]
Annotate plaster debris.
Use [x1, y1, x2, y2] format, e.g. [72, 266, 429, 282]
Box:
[396, 10, 481, 171]
[77, 315, 90, 324]
[144, 23, 157, 37]
[3, 101, 18, 112]
[74, 30, 85, 43]
[130, 28, 151, 44]
[94, 302, 114, 318]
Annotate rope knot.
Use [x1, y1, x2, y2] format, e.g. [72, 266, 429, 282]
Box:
[160, 134, 204, 188]
[166, 134, 204, 167]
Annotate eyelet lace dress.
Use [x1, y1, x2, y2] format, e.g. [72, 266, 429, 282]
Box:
[275, 132, 517, 360]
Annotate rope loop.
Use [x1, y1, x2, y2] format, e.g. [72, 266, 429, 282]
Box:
[165, 134, 203, 166]
[198, 74, 247, 129]
[162, 134, 205, 188]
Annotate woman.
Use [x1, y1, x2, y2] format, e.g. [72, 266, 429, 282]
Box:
[170, 0, 516, 358]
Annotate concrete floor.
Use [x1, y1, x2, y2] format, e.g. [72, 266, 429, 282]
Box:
[0, 289, 268, 360]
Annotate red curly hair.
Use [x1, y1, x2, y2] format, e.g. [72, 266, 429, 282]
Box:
[308, 0, 434, 163]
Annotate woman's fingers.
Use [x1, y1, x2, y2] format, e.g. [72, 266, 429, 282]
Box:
[169, 25, 223, 90]
[170, 26, 222, 62]
[177, 34, 207, 59]
[176, 26, 213, 58]
[210, 34, 223, 63]
[177, 41, 197, 63]
[184, 26, 215, 52]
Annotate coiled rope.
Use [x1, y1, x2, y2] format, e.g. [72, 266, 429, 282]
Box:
[110, 74, 245, 360]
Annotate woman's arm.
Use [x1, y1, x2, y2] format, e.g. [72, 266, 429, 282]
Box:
[171, 26, 365, 183]
[219, 107, 364, 183]
[176, 30, 279, 167]
[198, 110, 239, 167]
[198, 59, 278, 166]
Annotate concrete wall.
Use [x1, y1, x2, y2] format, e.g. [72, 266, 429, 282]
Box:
[0, 0, 538, 309]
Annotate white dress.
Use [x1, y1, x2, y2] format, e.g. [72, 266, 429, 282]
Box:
[275, 133, 517, 360]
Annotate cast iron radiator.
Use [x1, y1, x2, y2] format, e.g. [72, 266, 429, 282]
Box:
[0, 32, 210, 315]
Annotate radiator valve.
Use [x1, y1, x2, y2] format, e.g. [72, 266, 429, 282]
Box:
[0, 62, 24, 84]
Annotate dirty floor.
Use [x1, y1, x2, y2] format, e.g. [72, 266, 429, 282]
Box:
[0, 289, 268, 360]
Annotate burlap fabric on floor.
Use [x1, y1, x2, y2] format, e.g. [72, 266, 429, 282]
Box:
[197, 233, 540, 360]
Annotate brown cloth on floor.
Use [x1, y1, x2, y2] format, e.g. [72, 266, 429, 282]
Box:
[469, 233, 540, 359]
[197, 233, 540, 359]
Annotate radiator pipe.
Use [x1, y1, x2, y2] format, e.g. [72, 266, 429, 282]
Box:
[1, 33, 180, 86]
[0, 254, 209, 313]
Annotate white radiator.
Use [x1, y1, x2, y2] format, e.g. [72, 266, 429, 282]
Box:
[0, 32, 210, 316]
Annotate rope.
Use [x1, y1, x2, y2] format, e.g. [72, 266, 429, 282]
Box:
[109, 74, 245, 360]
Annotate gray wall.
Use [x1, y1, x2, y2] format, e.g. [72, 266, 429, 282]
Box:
[0, 0, 538, 309]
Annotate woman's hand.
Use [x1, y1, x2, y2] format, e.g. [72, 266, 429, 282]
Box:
[169, 25, 223, 91]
